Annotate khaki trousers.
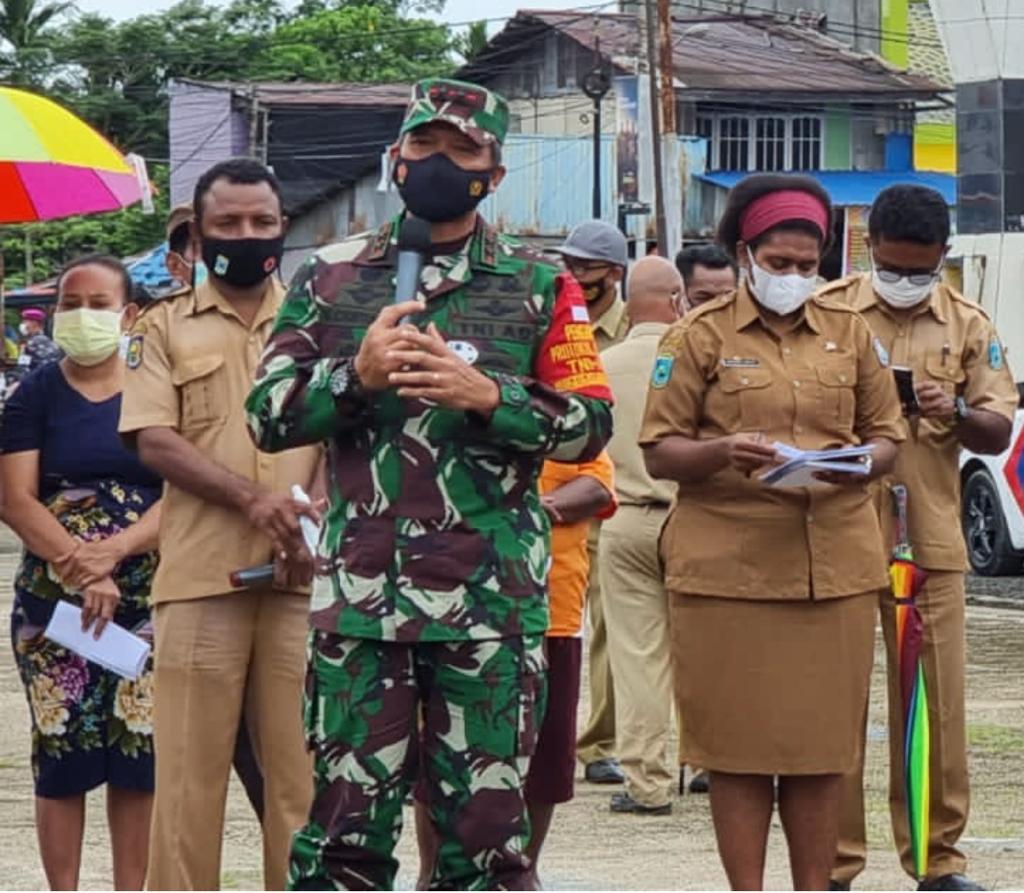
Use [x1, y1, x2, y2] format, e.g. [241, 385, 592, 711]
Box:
[599, 504, 674, 807]
[147, 589, 313, 890]
[834, 571, 969, 883]
[577, 522, 617, 764]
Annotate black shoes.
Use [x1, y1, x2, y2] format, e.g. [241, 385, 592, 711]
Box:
[610, 791, 672, 815]
[584, 757, 624, 784]
[677, 767, 710, 794]
[917, 875, 985, 892]
[828, 882, 851, 891]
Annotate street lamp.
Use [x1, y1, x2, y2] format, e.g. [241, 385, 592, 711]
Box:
[582, 52, 612, 220]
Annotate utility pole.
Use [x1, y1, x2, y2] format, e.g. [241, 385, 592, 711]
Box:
[643, 0, 668, 255]
[248, 84, 260, 160]
[657, 0, 676, 137]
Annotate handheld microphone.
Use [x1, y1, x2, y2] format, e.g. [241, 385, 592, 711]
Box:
[229, 564, 274, 588]
[396, 216, 432, 323]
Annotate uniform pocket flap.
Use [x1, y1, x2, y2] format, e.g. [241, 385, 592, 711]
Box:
[925, 356, 966, 383]
[815, 364, 857, 387]
[717, 367, 772, 393]
[171, 354, 226, 386]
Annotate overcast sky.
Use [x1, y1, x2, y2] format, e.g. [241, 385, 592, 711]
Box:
[73, 0, 578, 29]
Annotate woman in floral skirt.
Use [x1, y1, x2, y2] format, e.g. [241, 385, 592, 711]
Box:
[1, 255, 161, 890]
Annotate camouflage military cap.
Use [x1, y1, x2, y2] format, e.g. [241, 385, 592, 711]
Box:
[399, 78, 509, 147]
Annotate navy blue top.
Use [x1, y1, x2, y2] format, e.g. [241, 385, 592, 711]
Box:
[0, 362, 161, 500]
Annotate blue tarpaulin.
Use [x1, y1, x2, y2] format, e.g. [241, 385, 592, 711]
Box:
[696, 170, 956, 206]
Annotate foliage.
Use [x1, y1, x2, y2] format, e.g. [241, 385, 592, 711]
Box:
[0, 0, 462, 282]
[0, 165, 170, 288]
[454, 19, 488, 63]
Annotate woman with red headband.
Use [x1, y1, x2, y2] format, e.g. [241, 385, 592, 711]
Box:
[640, 174, 905, 889]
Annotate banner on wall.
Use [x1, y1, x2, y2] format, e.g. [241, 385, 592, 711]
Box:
[614, 76, 639, 205]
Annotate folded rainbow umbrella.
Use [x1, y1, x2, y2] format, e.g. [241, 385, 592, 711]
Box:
[0, 86, 142, 224]
[889, 483, 931, 880]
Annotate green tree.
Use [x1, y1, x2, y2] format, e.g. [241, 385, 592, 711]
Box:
[454, 19, 488, 63]
[255, 3, 454, 81]
[0, 0, 69, 49]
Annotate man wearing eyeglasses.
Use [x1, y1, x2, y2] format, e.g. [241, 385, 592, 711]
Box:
[823, 185, 1017, 893]
[557, 220, 631, 787]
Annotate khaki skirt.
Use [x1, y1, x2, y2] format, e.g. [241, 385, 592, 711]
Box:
[670, 591, 877, 776]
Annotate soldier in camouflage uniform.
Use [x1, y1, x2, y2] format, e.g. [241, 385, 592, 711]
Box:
[246, 78, 614, 890]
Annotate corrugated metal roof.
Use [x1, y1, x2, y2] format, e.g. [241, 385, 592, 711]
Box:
[696, 170, 956, 206]
[174, 78, 411, 107]
[465, 10, 945, 99]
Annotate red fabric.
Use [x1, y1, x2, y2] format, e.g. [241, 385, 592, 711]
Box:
[533, 273, 613, 401]
[739, 189, 829, 243]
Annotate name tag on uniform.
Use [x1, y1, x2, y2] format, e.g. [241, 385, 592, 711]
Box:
[721, 357, 761, 368]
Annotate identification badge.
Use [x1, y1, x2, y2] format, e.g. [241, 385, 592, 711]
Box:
[126, 334, 144, 370]
[721, 357, 761, 368]
[651, 355, 674, 388]
[989, 338, 1004, 370]
[570, 304, 590, 323]
[873, 337, 890, 368]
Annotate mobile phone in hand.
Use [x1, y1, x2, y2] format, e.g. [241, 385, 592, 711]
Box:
[892, 366, 919, 416]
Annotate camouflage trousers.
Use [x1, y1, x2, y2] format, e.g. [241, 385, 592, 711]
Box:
[288, 630, 547, 891]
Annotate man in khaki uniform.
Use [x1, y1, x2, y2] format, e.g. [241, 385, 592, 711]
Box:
[558, 220, 631, 783]
[600, 256, 684, 815]
[827, 185, 1017, 893]
[120, 159, 321, 890]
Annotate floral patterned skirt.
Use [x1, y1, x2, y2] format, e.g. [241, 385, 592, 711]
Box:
[10, 480, 159, 798]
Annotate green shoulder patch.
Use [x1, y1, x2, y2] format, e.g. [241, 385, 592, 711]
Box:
[126, 334, 144, 369]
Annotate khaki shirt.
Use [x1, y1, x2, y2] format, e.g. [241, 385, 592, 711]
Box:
[602, 322, 677, 507]
[640, 283, 905, 601]
[119, 279, 321, 603]
[593, 296, 630, 352]
[823, 274, 1018, 570]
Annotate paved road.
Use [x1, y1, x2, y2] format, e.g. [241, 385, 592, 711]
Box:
[1, 528, 1022, 889]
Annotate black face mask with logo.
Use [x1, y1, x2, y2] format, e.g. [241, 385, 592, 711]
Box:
[393, 153, 493, 223]
[200, 235, 285, 289]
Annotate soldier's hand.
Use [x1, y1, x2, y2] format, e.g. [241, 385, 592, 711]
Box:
[386, 323, 500, 415]
[354, 302, 424, 391]
[720, 432, 779, 476]
[915, 380, 955, 420]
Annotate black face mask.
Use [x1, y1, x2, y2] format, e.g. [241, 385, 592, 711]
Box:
[393, 153, 492, 223]
[200, 235, 284, 289]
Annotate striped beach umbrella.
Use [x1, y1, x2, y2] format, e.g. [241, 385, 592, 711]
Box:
[0, 86, 142, 223]
[889, 483, 931, 879]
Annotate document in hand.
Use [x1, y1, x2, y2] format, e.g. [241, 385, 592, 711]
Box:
[44, 600, 151, 679]
[759, 442, 875, 488]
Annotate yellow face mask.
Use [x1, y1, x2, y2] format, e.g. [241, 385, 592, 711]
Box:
[52, 308, 123, 366]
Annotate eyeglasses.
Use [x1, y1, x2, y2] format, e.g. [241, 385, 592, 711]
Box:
[564, 258, 612, 275]
[873, 267, 940, 287]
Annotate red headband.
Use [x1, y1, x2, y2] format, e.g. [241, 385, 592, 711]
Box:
[739, 190, 829, 244]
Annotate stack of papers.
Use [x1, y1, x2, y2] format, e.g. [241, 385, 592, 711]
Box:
[760, 442, 875, 488]
[44, 601, 151, 679]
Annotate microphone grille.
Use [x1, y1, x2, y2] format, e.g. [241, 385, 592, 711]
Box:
[398, 216, 432, 253]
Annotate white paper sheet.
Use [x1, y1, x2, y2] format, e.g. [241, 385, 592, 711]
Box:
[44, 601, 151, 679]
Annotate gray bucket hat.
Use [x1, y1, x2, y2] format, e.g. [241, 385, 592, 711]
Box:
[557, 220, 628, 268]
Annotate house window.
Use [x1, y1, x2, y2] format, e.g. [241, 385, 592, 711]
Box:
[755, 117, 786, 171]
[719, 117, 750, 171]
[699, 113, 823, 171]
[792, 117, 823, 171]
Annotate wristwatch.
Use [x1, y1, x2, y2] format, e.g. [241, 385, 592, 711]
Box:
[329, 358, 365, 401]
[953, 396, 972, 425]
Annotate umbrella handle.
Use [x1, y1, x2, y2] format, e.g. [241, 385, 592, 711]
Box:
[891, 483, 911, 552]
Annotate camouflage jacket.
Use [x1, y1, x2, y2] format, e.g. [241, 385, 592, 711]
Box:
[246, 216, 613, 642]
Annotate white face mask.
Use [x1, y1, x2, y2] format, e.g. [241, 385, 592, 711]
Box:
[52, 308, 124, 367]
[745, 248, 817, 315]
[871, 264, 937, 310]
